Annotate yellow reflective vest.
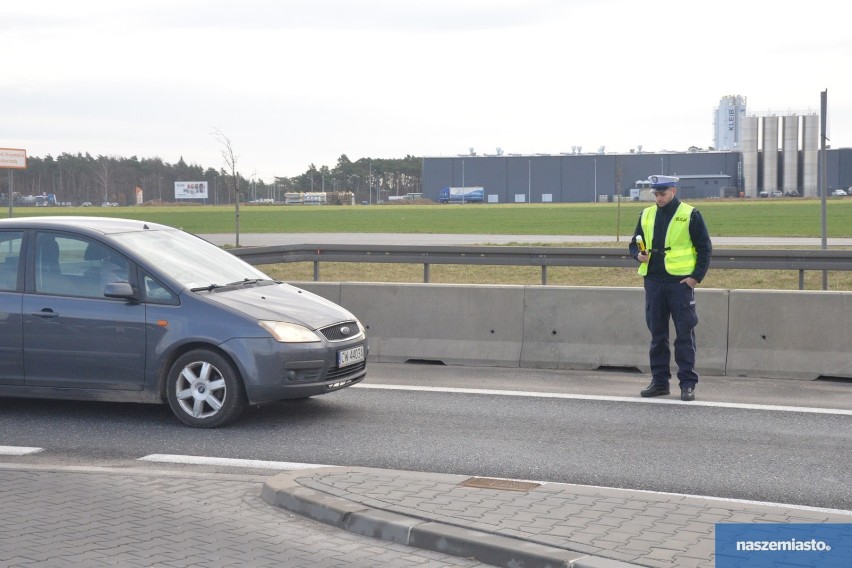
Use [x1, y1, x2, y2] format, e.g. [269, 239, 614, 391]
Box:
[638, 202, 697, 276]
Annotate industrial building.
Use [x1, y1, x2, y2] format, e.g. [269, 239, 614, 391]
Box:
[421, 96, 852, 203]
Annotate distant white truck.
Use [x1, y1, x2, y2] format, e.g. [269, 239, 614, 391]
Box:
[438, 186, 484, 203]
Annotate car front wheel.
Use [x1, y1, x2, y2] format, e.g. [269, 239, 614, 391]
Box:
[166, 349, 246, 428]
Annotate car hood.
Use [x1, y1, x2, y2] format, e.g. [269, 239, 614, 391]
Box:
[199, 283, 355, 329]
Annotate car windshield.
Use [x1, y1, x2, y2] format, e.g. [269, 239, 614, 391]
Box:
[111, 228, 271, 290]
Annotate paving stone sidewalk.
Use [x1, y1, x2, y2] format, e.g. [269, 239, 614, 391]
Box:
[0, 464, 490, 568]
[262, 466, 852, 568]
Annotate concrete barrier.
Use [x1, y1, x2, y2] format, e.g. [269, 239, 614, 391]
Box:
[520, 286, 646, 371]
[290, 282, 849, 379]
[726, 290, 851, 379]
[691, 289, 730, 377]
[520, 286, 728, 377]
[338, 283, 525, 367]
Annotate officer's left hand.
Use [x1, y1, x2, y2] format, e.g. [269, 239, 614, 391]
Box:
[680, 277, 698, 288]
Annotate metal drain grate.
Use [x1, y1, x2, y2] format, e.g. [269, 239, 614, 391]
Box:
[459, 477, 540, 492]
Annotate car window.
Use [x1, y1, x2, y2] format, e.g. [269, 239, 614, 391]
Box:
[35, 233, 131, 298]
[143, 273, 178, 304]
[0, 231, 23, 291]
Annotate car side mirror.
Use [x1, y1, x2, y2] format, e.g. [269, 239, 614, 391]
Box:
[104, 281, 137, 300]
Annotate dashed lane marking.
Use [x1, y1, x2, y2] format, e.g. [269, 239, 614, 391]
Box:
[0, 446, 44, 456]
[3, 447, 846, 517]
[138, 454, 332, 470]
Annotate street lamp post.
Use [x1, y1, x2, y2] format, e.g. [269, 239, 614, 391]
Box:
[528, 160, 531, 203]
[594, 158, 597, 203]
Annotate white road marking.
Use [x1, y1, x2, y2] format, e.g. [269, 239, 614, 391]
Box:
[353, 383, 852, 416]
[136, 454, 852, 517]
[497, 475, 852, 518]
[138, 454, 331, 470]
[0, 445, 44, 456]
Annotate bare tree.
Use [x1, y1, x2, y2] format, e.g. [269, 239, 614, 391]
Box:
[211, 128, 241, 247]
[94, 156, 111, 203]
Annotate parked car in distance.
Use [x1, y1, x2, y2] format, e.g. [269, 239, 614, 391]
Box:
[0, 217, 367, 427]
[758, 191, 769, 198]
[831, 189, 847, 197]
[770, 190, 783, 197]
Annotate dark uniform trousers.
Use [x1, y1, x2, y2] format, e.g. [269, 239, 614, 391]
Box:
[644, 278, 699, 388]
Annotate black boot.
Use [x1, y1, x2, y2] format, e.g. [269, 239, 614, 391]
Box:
[640, 383, 670, 397]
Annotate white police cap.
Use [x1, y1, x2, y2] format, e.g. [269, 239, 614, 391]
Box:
[648, 175, 679, 190]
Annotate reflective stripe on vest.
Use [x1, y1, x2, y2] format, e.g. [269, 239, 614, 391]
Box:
[638, 202, 697, 276]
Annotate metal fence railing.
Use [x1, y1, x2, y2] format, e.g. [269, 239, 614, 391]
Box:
[229, 244, 852, 289]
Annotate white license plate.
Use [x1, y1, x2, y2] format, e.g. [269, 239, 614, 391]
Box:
[337, 345, 365, 368]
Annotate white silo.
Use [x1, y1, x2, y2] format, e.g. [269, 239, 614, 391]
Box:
[802, 114, 819, 197]
[742, 116, 759, 197]
[782, 115, 800, 195]
[714, 95, 747, 150]
[762, 116, 779, 193]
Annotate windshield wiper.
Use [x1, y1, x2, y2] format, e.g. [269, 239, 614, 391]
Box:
[190, 283, 223, 292]
[224, 278, 274, 287]
[191, 279, 274, 293]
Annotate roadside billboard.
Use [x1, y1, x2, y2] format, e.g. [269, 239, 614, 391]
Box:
[0, 148, 27, 169]
[175, 181, 208, 199]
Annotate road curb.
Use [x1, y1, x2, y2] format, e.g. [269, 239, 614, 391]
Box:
[261, 468, 642, 568]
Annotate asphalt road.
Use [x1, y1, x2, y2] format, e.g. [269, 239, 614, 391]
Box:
[2, 364, 849, 511]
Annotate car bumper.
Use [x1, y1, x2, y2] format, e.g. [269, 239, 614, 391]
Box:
[221, 336, 368, 404]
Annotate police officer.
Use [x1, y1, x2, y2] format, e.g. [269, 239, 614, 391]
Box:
[629, 175, 712, 401]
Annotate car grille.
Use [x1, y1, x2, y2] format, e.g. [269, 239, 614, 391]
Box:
[326, 360, 366, 381]
[319, 321, 362, 342]
[285, 360, 366, 384]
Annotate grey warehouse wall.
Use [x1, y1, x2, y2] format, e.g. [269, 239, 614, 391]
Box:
[422, 149, 852, 203]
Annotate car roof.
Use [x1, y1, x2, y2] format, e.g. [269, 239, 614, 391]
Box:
[0, 216, 175, 235]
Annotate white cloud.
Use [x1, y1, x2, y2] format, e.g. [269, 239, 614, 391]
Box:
[2, 0, 850, 180]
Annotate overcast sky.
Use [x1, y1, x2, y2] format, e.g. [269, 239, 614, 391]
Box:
[3, 0, 850, 181]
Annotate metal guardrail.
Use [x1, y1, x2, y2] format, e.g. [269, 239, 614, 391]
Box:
[230, 244, 852, 289]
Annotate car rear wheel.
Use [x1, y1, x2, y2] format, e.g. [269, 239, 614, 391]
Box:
[166, 349, 246, 428]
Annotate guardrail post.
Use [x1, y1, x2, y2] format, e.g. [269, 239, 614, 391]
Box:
[313, 261, 320, 281]
[424, 263, 431, 283]
[799, 270, 804, 290]
[541, 265, 548, 285]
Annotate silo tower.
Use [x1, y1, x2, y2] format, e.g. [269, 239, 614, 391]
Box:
[714, 95, 748, 150]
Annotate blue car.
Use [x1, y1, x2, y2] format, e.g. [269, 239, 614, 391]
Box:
[0, 217, 367, 427]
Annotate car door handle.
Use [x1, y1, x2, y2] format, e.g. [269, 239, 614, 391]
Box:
[32, 308, 59, 319]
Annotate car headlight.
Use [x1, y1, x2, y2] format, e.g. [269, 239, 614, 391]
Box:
[352, 318, 366, 339]
[259, 321, 322, 343]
